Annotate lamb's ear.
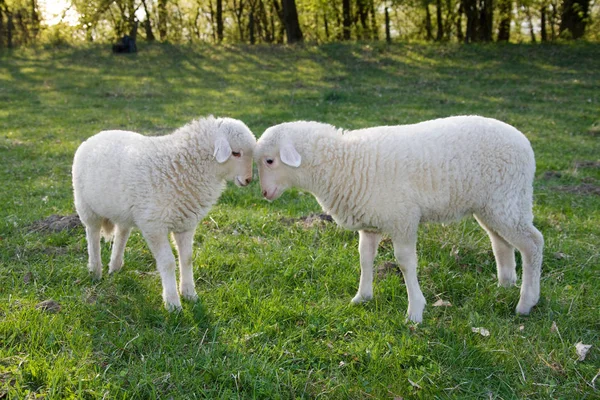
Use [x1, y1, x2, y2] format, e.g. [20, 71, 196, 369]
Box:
[213, 137, 232, 163]
[280, 141, 301, 167]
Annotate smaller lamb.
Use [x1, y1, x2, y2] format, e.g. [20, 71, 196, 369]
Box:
[72, 116, 256, 310]
[255, 116, 544, 322]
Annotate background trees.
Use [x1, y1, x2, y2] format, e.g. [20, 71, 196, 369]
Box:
[0, 0, 598, 47]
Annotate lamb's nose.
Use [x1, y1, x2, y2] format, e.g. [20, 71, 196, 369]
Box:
[262, 190, 267, 197]
[245, 177, 252, 185]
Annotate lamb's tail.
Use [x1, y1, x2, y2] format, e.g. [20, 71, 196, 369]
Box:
[100, 218, 115, 242]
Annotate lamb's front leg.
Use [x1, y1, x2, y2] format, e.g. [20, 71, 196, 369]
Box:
[351, 230, 382, 304]
[392, 237, 426, 323]
[143, 229, 182, 311]
[173, 230, 198, 302]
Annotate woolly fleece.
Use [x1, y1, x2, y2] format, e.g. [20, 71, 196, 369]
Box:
[73, 116, 256, 310]
[255, 115, 544, 322]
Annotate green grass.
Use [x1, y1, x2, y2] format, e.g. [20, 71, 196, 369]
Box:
[1, 42, 599, 399]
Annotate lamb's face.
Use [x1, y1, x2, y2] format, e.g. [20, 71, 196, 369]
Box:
[255, 127, 302, 201]
[214, 118, 256, 187]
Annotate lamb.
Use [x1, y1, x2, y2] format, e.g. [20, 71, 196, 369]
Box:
[255, 115, 544, 323]
[72, 116, 256, 311]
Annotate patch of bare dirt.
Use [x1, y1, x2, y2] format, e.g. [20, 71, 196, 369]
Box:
[574, 160, 600, 169]
[554, 183, 600, 196]
[29, 214, 81, 233]
[376, 261, 400, 278]
[541, 171, 562, 180]
[588, 122, 600, 137]
[35, 299, 61, 313]
[281, 213, 334, 229]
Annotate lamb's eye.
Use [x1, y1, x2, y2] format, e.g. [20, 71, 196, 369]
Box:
[232, 151, 241, 158]
[266, 158, 274, 165]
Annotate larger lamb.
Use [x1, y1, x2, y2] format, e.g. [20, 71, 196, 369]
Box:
[73, 116, 256, 310]
[255, 116, 544, 322]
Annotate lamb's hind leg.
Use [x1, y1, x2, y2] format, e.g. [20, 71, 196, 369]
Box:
[351, 230, 382, 304]
[173, 230, 198, 302]
[474, 214, 517, 287]
[108, 225, 132, 274]
[84, 222, 103, 280]
[476, 213, 543, 315]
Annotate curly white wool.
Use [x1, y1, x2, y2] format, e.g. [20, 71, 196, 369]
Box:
[73, 116, 256, 310]
[255, 115, 544, 322]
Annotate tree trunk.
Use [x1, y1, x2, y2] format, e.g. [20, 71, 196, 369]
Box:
[525, 5, 536, 42]
[0, 1, 4, 48]
[342, 0, 351, 40]
[540, 4, 548, 42]
[550, 0, 558, 40]
[356, 0, 369, 39]
[233, 0, 245, 41]
[281, 0, 302, 43]
[271, 0, 285, 43]
[249, 10, 255, 44]
[435, 0, 443, 40]
[496, 0, 510, 41]
[324, 12, 329, 40]
[385, 7, 391, 43]
[424, 1, 433, 41]
[140, 0, 155, 41]
[559, 0, 590, 39]
[7, 11, 13, 48]
[30, 0, 39, 39]
[456, 2, 464, 42]
[158, 0, 167, 41]
[370, 0, 378, 40]
[216, 0, 223, 42]
[477, 0, 493, 41]
[463, 0, 476, 42]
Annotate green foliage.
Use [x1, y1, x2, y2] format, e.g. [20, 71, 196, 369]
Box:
[0, 43, 599, 399]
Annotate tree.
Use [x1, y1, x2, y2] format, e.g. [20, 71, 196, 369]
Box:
[282, 0, 303, 42]
[559, 0, 590, 38]
[342, 0, 351, 39]
[497, 0, 511, 41]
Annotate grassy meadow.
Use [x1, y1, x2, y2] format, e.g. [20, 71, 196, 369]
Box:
[0, 42, 599, 399]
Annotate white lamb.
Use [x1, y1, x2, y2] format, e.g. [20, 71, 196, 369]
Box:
[72, 116, 256, 310]
[255, 115, 544, 322]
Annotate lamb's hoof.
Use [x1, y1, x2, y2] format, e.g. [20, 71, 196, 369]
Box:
[165, 301, 183, 312]
[164, 294, 183, 312]
[350, 293, 372, 304]
[108, 261, 123, 274]
[498, 271, 517, 287]
[515, 301, 533, 316]
[406, 311, 423, 324]
[88, 267, 102, 281]
[181, 290, 199, 302]
[406, 299, 426, 323]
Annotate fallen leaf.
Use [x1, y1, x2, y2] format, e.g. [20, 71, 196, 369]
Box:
[471, 327, 490, 337]
[433, 299, 452, 307]
[519, 325, 525, 332]
[575, 342, 592, 361]
[551, 321, 558, 333]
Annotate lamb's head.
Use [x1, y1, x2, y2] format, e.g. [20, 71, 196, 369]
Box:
[254, 123, 305, 201]
[213, 117, 257, 187]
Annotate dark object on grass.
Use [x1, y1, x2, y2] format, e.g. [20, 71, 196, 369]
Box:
[112, 35, 137, 53]
[113, 21, 138, 54]
[29, 214, 82, 233]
